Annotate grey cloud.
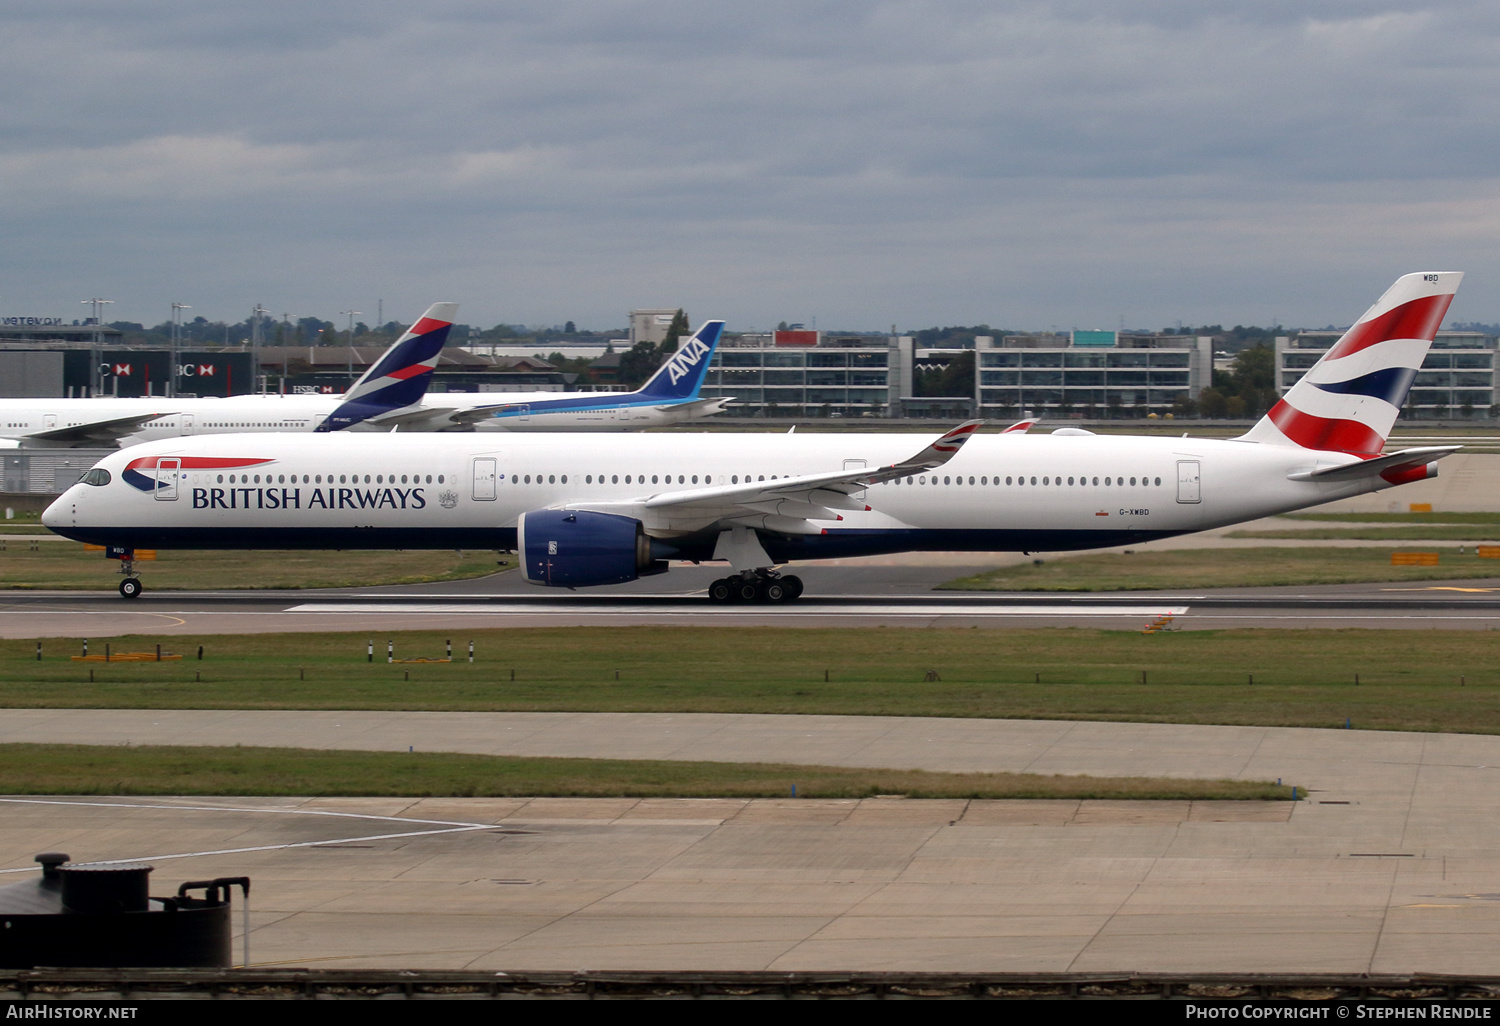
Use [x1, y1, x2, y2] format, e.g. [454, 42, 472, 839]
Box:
[2, 1, 1499, 329]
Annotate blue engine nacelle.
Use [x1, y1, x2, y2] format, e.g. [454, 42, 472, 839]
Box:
[517, 509, 668, 587]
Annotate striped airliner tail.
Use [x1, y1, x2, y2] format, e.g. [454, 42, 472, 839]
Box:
[1240, 273, 1461, 454]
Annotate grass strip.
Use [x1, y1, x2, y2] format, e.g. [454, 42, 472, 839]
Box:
[0, 743, 1289, 800]
[1227, 528, 1500, 541]
[941, 547, 1500, 591]
[1280, 512, 1500, 525]
[0, 544, 511, 590]
[8, 626, 1500, 734]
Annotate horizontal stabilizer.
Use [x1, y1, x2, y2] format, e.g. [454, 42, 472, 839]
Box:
[654, 396, 734, 416]
[1286, 446, 1460, 482]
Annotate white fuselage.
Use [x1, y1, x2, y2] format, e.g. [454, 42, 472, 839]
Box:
[0, 395, 345, 448]
[0, 390, 719, 448]
[45, 431, 1389, 564]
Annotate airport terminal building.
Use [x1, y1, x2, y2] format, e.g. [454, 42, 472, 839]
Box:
[1276, 330, 1498, 418]
[697, 331, 911, 419]
[697, 329, 1214, 420]
[974, 331, 1213, 421]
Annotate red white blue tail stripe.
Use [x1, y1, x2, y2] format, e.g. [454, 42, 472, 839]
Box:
[1241, 272, 1461, 455]
[316, 302, 458, 432]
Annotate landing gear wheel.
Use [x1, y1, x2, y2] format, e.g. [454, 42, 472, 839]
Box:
[737, 579, 764, 603]
[764, 580, 790, 603]
[781, 575, 804, 600]
[119, 578, 142, 600]
[708, 578, 735, 604]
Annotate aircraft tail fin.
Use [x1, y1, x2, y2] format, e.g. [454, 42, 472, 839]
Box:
[636, 321, 725, 400]
[316, 303, 458, 432]
[1239, 273, 1461, 454]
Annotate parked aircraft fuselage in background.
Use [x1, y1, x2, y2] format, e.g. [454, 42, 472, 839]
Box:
[0, 319, 728, 447]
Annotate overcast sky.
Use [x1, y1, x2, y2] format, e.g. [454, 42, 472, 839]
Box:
[4, 1, 1500, 333]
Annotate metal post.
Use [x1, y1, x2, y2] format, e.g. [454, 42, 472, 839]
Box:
[81, 299, 113, 396]
[251, 304, 267, 394]
[171, 303, 191, 398]
[341, 310, 362, 393]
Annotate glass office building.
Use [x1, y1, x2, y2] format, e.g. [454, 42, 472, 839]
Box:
[975, 332, 1212, 418]
[1276, 331, 1497, 418]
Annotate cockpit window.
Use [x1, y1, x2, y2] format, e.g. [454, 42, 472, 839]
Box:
[80, 468, 111, 487]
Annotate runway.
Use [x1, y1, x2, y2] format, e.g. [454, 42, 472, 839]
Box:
[7, 712, 1500, 973]
[6, 561, 1500, 635]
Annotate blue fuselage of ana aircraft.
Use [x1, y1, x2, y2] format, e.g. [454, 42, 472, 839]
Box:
[44, 429, 1415, 563]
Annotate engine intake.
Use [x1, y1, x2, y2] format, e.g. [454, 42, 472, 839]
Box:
[518, 509, 666, 587]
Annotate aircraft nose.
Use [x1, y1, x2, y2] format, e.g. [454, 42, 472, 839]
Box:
[41, 491, 71, 531]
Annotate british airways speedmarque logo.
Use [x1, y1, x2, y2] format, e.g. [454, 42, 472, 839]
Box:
[122, 456, 272, 492]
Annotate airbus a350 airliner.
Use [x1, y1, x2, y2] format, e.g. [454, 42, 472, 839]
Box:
[45, 273, 1461, 602]
[0, 317, 727, 446]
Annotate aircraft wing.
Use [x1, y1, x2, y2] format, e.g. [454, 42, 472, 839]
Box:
[23, 412, 175, 447]
[560, 420, 983, 536]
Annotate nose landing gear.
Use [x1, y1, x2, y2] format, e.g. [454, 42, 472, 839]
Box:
[707, 570, 803, 604]
[108, 548, 143, 599]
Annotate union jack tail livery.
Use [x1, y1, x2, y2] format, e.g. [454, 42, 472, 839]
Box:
[316, 302, 458, 432]
[1240, 272, 1462, 455]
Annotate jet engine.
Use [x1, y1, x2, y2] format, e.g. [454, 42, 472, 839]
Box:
[518, 509, 668, 587]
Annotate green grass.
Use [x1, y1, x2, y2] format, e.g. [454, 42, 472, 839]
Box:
[941, 547, 1500, 591]
[0, 743, 1288, 800]
[0, 543, 512, 590]
[1227, 527, 1500, 541]
[10, 627, 1500, 734]
[1281, 512, 1500, 525]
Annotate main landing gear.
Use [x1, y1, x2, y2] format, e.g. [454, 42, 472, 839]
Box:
[707, 570, 804, 604]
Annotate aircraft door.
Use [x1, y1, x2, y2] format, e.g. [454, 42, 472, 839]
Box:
[843, 459, 867, 500]
[1176, 460, 1201, 503]
[44, 415, 57, 430]
[472, 457, 497, 501]
[155, 458, 180, 501]
[182, 414, 194, 436]
[518, 405, 531, 423]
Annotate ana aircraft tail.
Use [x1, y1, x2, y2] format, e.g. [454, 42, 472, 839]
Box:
[1240, 273, 1461, 455]
[316, 303, 458, 432]
[636, 321, 726, 400]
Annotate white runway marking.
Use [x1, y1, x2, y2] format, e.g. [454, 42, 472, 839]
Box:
[286, 602, 1193, 617]
[0, 797, 498, 872]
